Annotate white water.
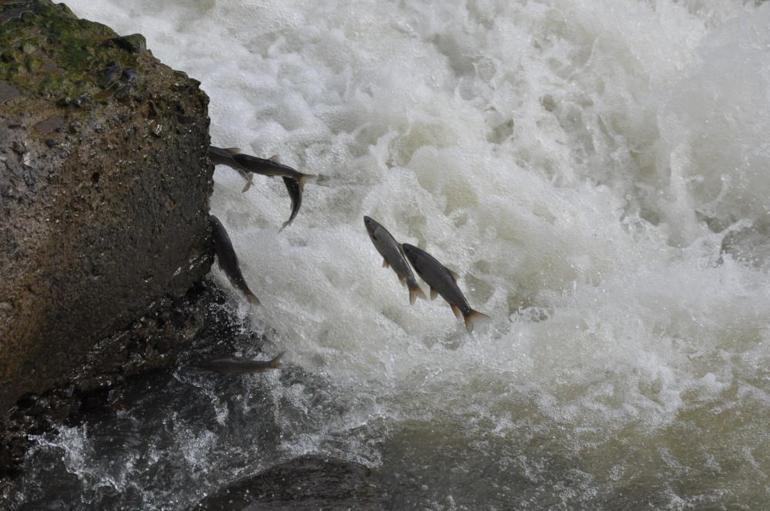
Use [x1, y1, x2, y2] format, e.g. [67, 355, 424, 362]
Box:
[30, 0, 770, 508]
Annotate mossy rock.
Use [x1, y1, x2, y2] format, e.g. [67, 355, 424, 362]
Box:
[0, 1, 214, 417]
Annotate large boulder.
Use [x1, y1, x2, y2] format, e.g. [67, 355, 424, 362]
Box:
[0, 1, 213, 414]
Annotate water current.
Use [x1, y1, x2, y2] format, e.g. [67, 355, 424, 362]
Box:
[15, 0, 770, 508]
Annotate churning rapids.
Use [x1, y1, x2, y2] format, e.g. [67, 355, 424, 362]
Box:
[14, 0, 770, 508]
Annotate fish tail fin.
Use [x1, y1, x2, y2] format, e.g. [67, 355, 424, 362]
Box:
[297, 174, 319, 190]
[409, 283, 426, 305]
[314, 174, 331, 186]
[278, 219, 291, 232]
[246, 291, 260, 305]
[463, 309, 490, 333]
[269, 351, 285, 369]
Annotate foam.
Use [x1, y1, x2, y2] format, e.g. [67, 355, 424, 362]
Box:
[56, 0, 770, 506]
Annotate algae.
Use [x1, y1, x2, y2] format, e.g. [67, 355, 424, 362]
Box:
[0, 0, 145, 103]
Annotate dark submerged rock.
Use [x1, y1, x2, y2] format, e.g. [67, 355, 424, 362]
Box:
[194, 455, 386, 511]
[0, 281, 248, 497]
[0, 0, 213, 417]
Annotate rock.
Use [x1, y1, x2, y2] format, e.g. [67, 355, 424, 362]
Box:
[0, 1, 213, 415]
[194, 456, 386, 511]
[0, 281, 245, 484]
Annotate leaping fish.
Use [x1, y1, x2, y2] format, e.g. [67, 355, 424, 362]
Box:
[209, 215, 259, 304]
[401, 243, 489, 332]
[195, 352, 284, 374]
[364, 216, 426, 304]
[208, 146, 313, 229]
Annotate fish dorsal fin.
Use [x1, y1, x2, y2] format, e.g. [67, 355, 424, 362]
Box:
[430, 287, 438, 300]
[447, 268, 459, 282]
[383, 258, 390, 268]
[269, 154, 281, 163]
[223, 147, 240, 154]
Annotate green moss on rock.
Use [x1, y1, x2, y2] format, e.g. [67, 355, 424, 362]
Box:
[0, 0, 145, 102]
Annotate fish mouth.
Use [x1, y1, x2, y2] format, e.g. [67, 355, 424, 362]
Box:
[363, 215, 376, 234]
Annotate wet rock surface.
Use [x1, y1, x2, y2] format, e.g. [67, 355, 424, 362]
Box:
[194, 455, 385, 511]
[0, 281, 264, 506]
[0, 0, 213, 415]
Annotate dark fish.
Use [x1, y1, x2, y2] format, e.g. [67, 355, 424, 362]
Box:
[364, 216, 425, 304]
[231, 152, 314, 186]
[209, 215, 259, 304]
[196, 352, 284, 374]
[208, 146, 254, 192]
[402, 243, 489, 332]
[279, 177, 302, 231]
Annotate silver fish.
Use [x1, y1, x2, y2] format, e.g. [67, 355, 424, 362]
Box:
[196, 352, 284, 374]
[209, 215, 259, 304]
[364, 216, 426, 304]
[401, 243, 489, 332]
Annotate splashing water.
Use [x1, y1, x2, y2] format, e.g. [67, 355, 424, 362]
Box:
[17, 0, 770, 508]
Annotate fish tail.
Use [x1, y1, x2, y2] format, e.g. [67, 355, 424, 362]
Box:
[296, 173, 319, 190]
[269, 351, 285, 369]
[463, 309, 490, 333]
[408, 283, 426, 305]
[245, 291, 260, 305]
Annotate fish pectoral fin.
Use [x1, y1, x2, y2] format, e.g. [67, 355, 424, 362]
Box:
[450, 304, 463, 320]
[240, 172, 254, 193]
[430, 287, 438, 300]
[382, 259, 390, 268]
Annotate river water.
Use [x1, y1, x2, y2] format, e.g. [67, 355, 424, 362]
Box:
[15, 0, 770, 508]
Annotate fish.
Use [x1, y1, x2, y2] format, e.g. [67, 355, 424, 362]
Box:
[230, 152, 315, 188]
[364, 216, 426, 304]
[401, 243, 489, 332]
[208, 146, 254, 192]
[279, 176, 301, 231]
[209, 215, 259, 304]
[195, 352, 284, 374]
[209, 146, 310, 227]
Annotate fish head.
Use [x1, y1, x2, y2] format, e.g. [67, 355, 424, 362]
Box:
[401, 243, 424, 269]
[363, 215, 382, 240]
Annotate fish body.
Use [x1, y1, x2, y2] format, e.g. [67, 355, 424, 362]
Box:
[196, 352, 284, 374]
[364, 216, 425, 304]
[209, 146, 309, 226]
[209, 215, 259, 304]
[401, 243, 488, 332]
[230, 153, 312, 183]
